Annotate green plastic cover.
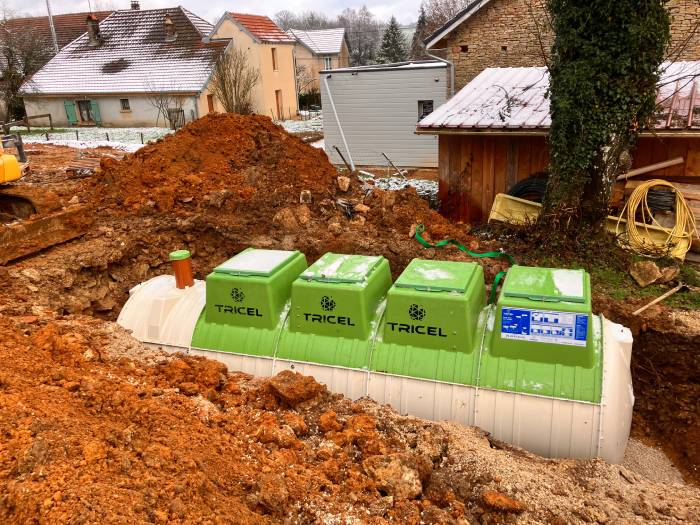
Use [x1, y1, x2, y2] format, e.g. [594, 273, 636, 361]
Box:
[190, 248, 308, 354]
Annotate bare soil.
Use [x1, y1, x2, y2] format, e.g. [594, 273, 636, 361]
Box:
[1, 114, 699, 522]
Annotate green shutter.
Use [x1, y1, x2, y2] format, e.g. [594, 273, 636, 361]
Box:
[89, 100, 102, 125]
[64, 101, 78, 125]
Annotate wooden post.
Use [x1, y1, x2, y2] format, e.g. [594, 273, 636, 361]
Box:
[75, 130, 79, 140]
[105, 132, 109, 141]
[140, 132, 144, 144]
[48, 114, 53, 130]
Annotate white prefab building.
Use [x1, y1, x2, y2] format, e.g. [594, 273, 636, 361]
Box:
[320, 61, 448, 168]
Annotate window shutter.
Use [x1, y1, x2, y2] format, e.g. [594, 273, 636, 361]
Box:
[64, 101, 78, 125]
[89, 100, 102, 125]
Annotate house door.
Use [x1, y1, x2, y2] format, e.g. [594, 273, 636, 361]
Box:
[77, 100, 93, 122]
[207, 94, 215, 113]
[275, 90, 283, 120]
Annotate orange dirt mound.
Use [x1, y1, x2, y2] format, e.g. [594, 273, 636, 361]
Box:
[100, 113, 338, 213]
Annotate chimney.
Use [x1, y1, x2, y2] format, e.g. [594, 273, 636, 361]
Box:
[164, 14, 177, 42]
[130, 1, 140, 9]
[86, 14, 101, 47]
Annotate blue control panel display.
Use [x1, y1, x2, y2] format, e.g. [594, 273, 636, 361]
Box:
[501, 308, 588, 347]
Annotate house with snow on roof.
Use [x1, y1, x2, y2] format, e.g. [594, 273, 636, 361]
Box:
[20, 5, 229, 128]
[209, 12, 298, 119]
[287, 28, 349, 95]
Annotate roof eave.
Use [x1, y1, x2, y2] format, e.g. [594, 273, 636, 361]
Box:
[415, 127, 700, 136]
[424, 0, 493, 49]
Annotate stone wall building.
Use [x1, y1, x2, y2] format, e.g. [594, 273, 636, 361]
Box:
[425, 0, 700, 91]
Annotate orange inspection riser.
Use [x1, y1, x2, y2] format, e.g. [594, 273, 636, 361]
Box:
[169, 249, 195, 289]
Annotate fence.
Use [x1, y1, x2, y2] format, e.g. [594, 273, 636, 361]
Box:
[20, 128, 172, 145]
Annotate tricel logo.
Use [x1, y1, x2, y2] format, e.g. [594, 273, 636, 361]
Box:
[387, 303, 446, 337]
[213, 287, 262, 317]
[303, 296, 355, 326]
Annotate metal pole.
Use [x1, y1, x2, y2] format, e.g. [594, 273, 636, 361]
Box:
[323, 75, 354, 171]
[45, 0, 60, 54]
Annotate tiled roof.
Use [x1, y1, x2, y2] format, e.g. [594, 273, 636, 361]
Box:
[0, 10, 113, 51]
[230, 13, 294, 43]
[288, 28, 345, 55]
[21, 8, 227, 96]
[418, 61, 700, 133]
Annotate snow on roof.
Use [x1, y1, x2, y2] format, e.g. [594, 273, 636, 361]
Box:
[324, 60, 447, 74]
[418, 61, 700, 133]
[0, 10, 114, 50]
[20, 8, 226, 96]
[288, 28, 345, 55]
[230, 13, 294, 43]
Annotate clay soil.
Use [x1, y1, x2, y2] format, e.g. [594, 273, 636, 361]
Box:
[1, 114, 700, 523]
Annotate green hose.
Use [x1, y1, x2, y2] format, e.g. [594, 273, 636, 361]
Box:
[413, 224, 515, 304]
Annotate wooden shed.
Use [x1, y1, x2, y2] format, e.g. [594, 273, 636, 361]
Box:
[417, 63, 700, 223]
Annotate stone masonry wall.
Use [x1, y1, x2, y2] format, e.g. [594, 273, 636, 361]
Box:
[445, 0, 700, 91]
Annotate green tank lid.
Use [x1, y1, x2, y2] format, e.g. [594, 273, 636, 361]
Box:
[394, 259, 480, 293]
[169, 249, 191, 261]
[300, 253, 383, 283]
[503, 266, 587, 303]
[214, 249, 300, 277]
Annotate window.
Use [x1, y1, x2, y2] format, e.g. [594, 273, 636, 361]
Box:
[501, 45, 508, 53]
[418, 100, 434, 120]
[324, 57, 332, 70]
[120, 98, 131, 111]
[271, 47, 278, 71]
[460, 45, 469, 53]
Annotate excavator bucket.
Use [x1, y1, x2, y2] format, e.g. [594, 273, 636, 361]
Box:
[0, 152, 21, 184]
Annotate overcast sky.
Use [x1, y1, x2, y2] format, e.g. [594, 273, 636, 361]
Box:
[11, 0, 421, 25]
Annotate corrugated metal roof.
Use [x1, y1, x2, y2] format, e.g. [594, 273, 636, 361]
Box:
[288, 28, 345, 55]
[20, 8, 226, 96]
[419, 61, 700, 132]
[230, 13, 294, 43]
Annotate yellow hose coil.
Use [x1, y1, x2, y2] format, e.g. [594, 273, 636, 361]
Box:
[616, 179, 698, 259]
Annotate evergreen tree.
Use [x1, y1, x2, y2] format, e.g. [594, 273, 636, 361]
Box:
[410, 5, 429, 59]
[378, 16, 408, 63]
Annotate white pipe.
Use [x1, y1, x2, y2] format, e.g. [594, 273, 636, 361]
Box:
[426, 48, 455, 97]
[323, 75, 355, 171]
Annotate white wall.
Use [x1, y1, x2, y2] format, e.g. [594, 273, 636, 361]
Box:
[321, 65, 448, 168]
[23, 95, 200, 127]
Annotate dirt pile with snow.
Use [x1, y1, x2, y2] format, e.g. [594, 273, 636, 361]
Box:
[1, 315, 699, 524]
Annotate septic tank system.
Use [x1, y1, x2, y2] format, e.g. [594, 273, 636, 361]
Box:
[118, 248, 634, 463]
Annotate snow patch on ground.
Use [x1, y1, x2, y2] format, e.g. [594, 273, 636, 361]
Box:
[279, 114, 323, 134]
[23, 137, 144, 152]
[310, 139, 324, 149]
[14, 126, 172, 151]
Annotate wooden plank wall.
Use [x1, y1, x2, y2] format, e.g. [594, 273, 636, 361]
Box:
[438, 134, 700, 223]
[438, 135, 548, 222]
[633, 137, 700, 179]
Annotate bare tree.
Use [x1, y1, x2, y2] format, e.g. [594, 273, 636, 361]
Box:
[208, 46, 260, 114]
[143, 79, 186, 129]
[0, 10, 53, 120]
[422, 0, 471, 33]
[295, 63, 314, 94]
[274, 10, 337, 30]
